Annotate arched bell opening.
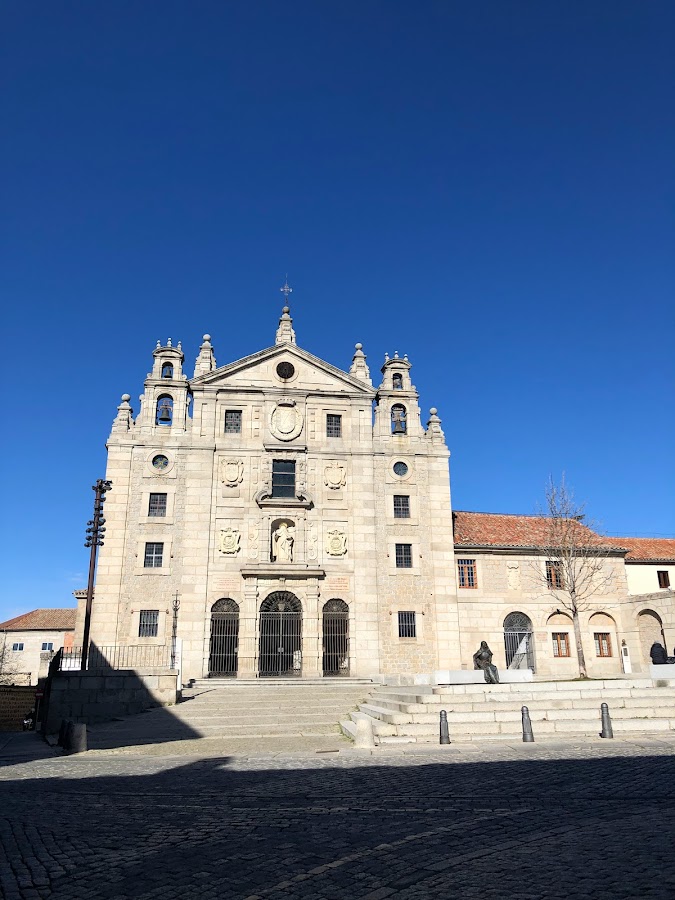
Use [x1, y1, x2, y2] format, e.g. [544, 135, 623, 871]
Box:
[258, 591, 302, 677]
[638, 609, 667, 665]
[322, 599, 350, 677]
[156, 394, 174, 426]
[208, 598, 240, 677]
[161, 362, 174, 379]
[503, 611, 535, 671]
[391, 403, 407, 434]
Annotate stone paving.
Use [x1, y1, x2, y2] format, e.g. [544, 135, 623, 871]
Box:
[1, 733, 675, 899]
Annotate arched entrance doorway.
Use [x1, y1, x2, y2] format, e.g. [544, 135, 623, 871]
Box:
[504, 612, 535, 671]
[258, 592, 302, 677]
[208, 598, 240, 677]
[322, 599, 350, 677]
[638, 610, 666, 665]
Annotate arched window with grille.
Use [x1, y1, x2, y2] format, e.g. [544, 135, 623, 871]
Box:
[322, 599, 349, 677]
[156, 394, 173, 425]
[208, 598, 240, 677]
[503, 611, 535, 671]
[391, 404, 407, 434]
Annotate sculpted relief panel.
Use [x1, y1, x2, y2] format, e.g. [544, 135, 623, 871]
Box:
[219, 527, 241, 555]
[325, 528, 348, 557]
[220, 458, 244, 487]
[324, 461, 346, 490]
[270, 399, 303, 442]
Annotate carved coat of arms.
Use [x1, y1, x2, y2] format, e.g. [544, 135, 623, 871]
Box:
[219, 528, 241, 555]
[270, 398, 303, 441]
[324, 461, 346, 490]
[325, 529, 347, 557]
[220, 458, 244, 487]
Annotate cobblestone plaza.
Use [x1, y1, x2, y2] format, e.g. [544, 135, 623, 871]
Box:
[2, 735, 674, 899]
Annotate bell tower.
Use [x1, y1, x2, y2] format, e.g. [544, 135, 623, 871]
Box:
[374, 351, 423, 441]
[137, 338, 190, 434]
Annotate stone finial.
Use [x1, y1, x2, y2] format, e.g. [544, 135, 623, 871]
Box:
[193, 333, 216, 377]
[426, 407, 445, 443]
[349, 342, 372, 385]
[111, 393, 134, 433]
[275, 305, 297, 345]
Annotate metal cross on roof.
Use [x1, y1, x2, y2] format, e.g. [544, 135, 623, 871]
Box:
[280, 276, 293, 300]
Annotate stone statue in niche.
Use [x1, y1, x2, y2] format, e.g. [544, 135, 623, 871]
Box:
[325, 529, 347, 557]
[473, 641, 500, 684]
[219, 528, 241, 555]
[324, 461, 346, 490]
[272, 522, 295, 563]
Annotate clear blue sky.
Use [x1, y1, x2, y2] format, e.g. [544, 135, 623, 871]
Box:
[1, 2, 673, 621]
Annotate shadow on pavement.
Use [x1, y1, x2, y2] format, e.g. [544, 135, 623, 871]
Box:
[1, 749, 674, 898]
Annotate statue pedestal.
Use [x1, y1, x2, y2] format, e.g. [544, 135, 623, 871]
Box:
[434, 669, 534, 685]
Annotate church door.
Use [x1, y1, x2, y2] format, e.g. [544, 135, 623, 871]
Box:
[322, 599, 350, 677]
[258, 592, 302, 677]
[208, 599, 240, 677]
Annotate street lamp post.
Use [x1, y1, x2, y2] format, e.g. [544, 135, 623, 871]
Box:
[81, 479, 112, 671]
[170, 592, 181, 670]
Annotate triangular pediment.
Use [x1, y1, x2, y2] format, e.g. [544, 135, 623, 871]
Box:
[190, 344, 375, 396]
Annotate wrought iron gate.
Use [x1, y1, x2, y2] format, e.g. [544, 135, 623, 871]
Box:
[322, 599, 350, 677]
[258, 592, 302, 677]
[209, 598, 240, 677]
[504, 612, 535, 671]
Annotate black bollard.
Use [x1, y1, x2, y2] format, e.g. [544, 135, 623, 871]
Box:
[58, 719, 70, 747]
[439, 709, 451, 745]
[600, 702, 614, 739]
[521, 705, 535, 742]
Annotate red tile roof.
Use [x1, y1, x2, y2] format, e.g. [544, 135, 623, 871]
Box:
[613, 537, 675, 562]
[0, 608, 76, 631]
[452, 511, 624, 550]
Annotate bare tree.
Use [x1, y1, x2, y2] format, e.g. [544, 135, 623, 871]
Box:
[532, 476, 617, 678]
[0, 636, 21, 685]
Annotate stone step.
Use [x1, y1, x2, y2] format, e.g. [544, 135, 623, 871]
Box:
[358, 704, 675, 726]
[368, 694, 675, 715]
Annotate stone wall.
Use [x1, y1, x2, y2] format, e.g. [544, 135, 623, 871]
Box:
[44, 669, 178, 734]
[0, 686, 35, 731]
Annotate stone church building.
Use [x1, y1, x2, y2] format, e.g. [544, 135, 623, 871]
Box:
[78, 300, 675, 683]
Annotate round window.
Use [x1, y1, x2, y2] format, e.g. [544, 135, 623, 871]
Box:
[276, 361, 295, 380]
[393, 461, 409, 477]
[152, 454, 170, 472]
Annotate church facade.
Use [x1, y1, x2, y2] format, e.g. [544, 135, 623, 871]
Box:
[78, 301, 675, 683]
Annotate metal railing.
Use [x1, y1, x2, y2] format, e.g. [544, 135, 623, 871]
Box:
[59, 644, 171, 671]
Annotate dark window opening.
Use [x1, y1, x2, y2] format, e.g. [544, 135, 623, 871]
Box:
[144, 542, 164, 568]
[395, 543, 413, 568]
[398, 611, 416, 638]
[148, 493, 167, 517]
[391, 404, 407, 434]
[546, 560, 565, 589]
[161, 363, 174, 379]
[139, 609, 159, 637]
[326, 414, 342, 438]
[271, 459, 296, 498]
[658, 570, 670, 589]
[225, 410, 242, 434]
[156, 395, 173, 426]
[393, 495, 410, 518]
[392, 373, 403, 390]
[457, 558, 477, 588]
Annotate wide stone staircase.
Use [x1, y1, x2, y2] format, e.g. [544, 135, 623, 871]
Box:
[87, 678, 376, 753]
[341, 677, 675, 744]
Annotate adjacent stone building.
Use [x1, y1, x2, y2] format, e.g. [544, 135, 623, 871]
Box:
[0, 609, 75, 685]
[77, 300, 675, 683]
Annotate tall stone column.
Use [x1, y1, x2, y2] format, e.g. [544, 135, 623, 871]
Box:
[239, 579, 259, 677]
[303, 577, 321, 677]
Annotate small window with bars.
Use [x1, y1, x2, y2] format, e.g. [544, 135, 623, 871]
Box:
[395, 543, 413, 568]
[658, 570, 670, 589]
[393, 495, 410, 518]
[225, 410, 242, 434]
[398, 611, 416, 638]
[552, 632, 570, 658]
[271, 459, 296, 498]
[148, 493, 167, 517]
[546, 560, 565, 589]
[457, 558, 477, 588]
[594, 632, 612, 657]
[41, 642, 54, 652]
[144, 542, 164, 568]
[139, 609, 159, 638]
[326, 414, 342, 438]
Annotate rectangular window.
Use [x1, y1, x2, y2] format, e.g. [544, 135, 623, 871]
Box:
[148, 493, 167, 517]
[41, 642, 54, 652]
[326, 414, 342, 438]
[12, 642, 24, 651]
[271, 459, 296, 498]
[546, 560, 565, 589]
[594, 632, 612, 657]
[552, 633, 570, 658]
[457, 558, 477, 588]
[395, 543, 413, 568]
[393, 495, 411, 518]
[138, 610, 159, 638]
[224, 410, 242, 434]
[658, 570, 670, 589]
[398, 611, 416, 638]
[144, 542, 164, 568]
